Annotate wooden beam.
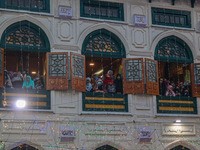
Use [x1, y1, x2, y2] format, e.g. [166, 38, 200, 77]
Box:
[191, 0, 195, 8]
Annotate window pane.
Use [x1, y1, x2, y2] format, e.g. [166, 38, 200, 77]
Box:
[72, 55, 85, 78]
[49, 54, 66, 77]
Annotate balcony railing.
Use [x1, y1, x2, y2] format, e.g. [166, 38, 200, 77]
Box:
[157, 96, 197, 114]
[0, 88, 50, 110]
[83, 92, 128, 112]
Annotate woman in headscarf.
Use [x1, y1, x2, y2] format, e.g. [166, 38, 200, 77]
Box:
[22, 75, 34, 89]
[114, 74, 123, 94]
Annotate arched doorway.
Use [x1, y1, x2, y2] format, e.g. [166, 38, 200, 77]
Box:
[170, 145, 190, 150]
[81, 29, 128, 112]
[11, 144, 38, 150]
[96, 145, 118, 150]
[155, 36, 197, 114]
[0, 20, 50, 109]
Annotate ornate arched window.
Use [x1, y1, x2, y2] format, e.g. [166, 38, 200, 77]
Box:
[11, 144, 38, 150]
[81, 29, 129, 112]
[0, 20, 50, 110]
[1, 21, 50, 52]
[155, 36, 193, 63]
[96, 145, 118, 150]
[155, 36, 198, 115]
[170, 145, 190, 150]
[82, 29, 125, 58]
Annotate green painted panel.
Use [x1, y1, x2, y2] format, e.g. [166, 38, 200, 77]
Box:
[0, 0, 50, 13]
[0, 88, 50, 109]
[157, 96, 197, 114]
[82, 92, 128, 112]
[152, 8, 191, 28]
[80, 0, 124, 21]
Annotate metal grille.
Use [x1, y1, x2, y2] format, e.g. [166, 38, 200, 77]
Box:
[0, 51, 3, 74]
[72, 55, 84, 78]
[5, 0, 45, 10]
[125, 59, 142, 81]
[146, 60, 157, 82]
[6, 27, 42, 47]
[158, 41, 188, 59]
[49, 54, 66, 77]
[194, 64, 200, 85]
[86, 35, 119, 53]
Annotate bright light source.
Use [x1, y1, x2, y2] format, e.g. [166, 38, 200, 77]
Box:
[32, 71, 37, 74]
[94, 69, 103, 75]
[175, 120, 181, 123]
[89, 63, 94, 66]
[16, 100, 26, 108]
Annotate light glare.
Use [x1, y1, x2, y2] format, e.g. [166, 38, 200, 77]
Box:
[16, 100, 26, 108]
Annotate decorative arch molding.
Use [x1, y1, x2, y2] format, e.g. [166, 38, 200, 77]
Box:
[150, 30, 196, 59]
[5, 140, 44, 150]
[78, 23, 129, 54]
[0, 14, 54, 49]
[165, 140, 198, 150]
[91, 141, 123, 150]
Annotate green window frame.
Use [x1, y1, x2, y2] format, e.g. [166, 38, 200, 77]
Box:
[82, 29, 126, 58]
[0, 0, 50, 13]
[80, 0, 124, 21]
[154, 36, 193, 63]
[0, 21, 50, 52]
[152, 8, 191, 28]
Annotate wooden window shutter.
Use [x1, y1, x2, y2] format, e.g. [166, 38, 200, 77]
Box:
[145, 58, 159, 95]
[70, 52, 86, 92]
[191, 63, 200, 97]
[0, 48, 4, 88]
[122, 58, 145, 94]
[46, 52, 68, 90]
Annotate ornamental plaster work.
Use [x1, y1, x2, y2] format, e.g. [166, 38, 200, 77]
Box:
[162, 124, 195, 136]
[132, 29, 147, 48]
[57, 21, 74, 42]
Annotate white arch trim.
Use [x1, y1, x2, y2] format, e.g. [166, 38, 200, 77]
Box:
[0, 14, 54, 48]
[150, 30, 196, 59]
[5, 140, 44, 150]
[165, 140, 198, 150]
[77, 23, 129, 54]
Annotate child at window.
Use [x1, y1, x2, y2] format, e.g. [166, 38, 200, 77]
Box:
[22, 76, 34, 89]
[104, 70, 115, 93]
[94, 77, 104, 93]
[12, 71, 23, 88]
[165, 85, 175, 97]
[86, 77, 93, 92]
[114, 74, 123, 94]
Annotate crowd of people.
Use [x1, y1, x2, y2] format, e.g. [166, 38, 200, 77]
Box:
[159, 77, 191, 97]
[86, 70, 123, 94]
[4, 70, 44, 90]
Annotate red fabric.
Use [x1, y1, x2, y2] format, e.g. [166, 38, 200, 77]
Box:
[104, 76, 114, 88]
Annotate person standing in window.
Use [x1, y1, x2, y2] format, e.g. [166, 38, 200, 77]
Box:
[22, 76, 34, 89]
[114, 74, 123, 94]
[104, 70, 115, 93]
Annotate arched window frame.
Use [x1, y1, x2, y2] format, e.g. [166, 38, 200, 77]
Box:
[0, 21, 50, 52]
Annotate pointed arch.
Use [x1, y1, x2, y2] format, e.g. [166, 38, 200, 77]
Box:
[6, 140, 44, 150]
[165, 140, 198, 150]
[0, 15, 54, 49]
[92, 141, 123, 150]
[154, 35, 193, 63]
[151, 31, 195, 60]
[0, 20, 50, 52]
[96, 145, 118, 150]
[78, 23, 129, 54]
[82, 29, 126, 58]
